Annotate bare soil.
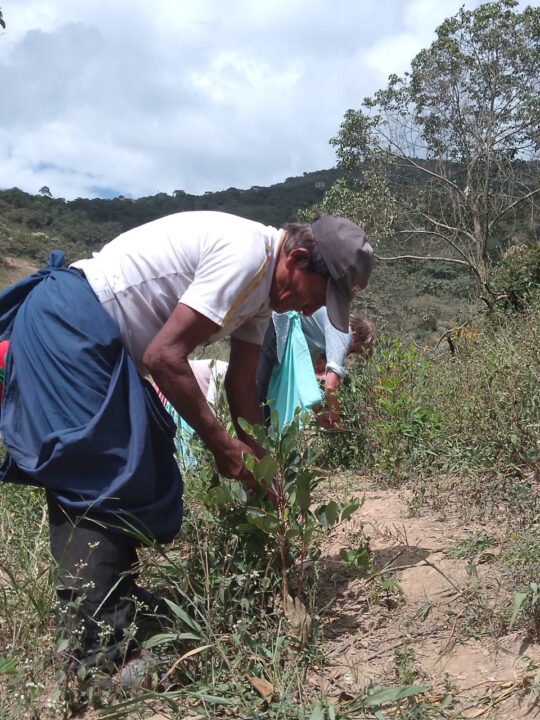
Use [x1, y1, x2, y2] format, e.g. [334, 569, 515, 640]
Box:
[0, 256, 38, 287]
[308, 481, 540, 719]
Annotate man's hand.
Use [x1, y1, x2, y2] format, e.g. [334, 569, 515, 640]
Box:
[320, 369, 343, 428]
[213, 436, 257, 481]
[316, 410, 342, 430]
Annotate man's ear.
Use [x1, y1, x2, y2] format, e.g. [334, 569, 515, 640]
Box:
[284, 247, 310, 269]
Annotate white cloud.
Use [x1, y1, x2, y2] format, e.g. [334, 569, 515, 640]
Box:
[365, 0, 482, 81]
[0, 0, 537, 199]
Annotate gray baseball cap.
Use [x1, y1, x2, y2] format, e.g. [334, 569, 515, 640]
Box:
[311, 214, 374, 333]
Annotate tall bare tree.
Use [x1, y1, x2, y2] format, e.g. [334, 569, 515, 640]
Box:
[321, 0, 540, 301]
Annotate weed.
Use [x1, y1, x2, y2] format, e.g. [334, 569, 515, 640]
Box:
[510, 582, 540, 636]
[445, 532, 496, 559]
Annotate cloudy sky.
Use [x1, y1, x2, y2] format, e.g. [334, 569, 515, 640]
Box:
[0, 0, 537, 200]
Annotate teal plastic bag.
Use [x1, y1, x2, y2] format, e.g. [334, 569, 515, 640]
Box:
[267, 312, 322, 431]
[162, 401, 198, 470]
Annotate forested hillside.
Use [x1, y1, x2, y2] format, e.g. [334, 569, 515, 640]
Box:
[0, 165, 483, 344]
[0, 169, 341, 266]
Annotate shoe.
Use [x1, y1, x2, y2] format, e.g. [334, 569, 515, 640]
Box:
[89, 649, 158, 690]
[115, 649, 156, 689]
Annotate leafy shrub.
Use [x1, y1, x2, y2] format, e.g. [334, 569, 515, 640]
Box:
[314, 338, 440, 483]
[206, 410, 361, 608]
[312, 304, 539, 511]
[431, 309, 540, 479]
[491, 241, 540, 312]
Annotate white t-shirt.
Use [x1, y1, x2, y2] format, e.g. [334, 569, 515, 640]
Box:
[73, 211, 282, 373]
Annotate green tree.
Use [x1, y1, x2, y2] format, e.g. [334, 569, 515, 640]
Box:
[324, 0, 540, 303]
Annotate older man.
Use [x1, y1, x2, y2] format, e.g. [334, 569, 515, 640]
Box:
[0, 210, 372, 671]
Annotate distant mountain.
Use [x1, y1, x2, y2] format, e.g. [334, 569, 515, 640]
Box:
[0, 169, 342, 267]
[0, 168, 476, 342]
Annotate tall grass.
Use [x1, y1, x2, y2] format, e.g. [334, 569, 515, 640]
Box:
[317, 304, 539, 490]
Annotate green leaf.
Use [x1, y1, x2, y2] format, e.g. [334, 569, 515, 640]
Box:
[295, 483, 311, 512]
[143, 632, 179, 649]
[237, 417, 252, 434]
[309, 702, 325, 720]
[286, 527, 301, 539]
[325, 501, 339, 526]
[316, 505, 329, 529]
[242, 452, 256, 472]
[0, 657, 17, 674]
[206, 485, 233, 506]
[302, 525, 315, 545]
[380, 576, 404, 594]
[48, 689, 62, 703]
[246, 510, 280, 535]
[163, 599, 203, 634]
[509, 590, 530, 628]
[254, 455, 278, 483]
[143, 632, 201, 649]
[229, 481, 248, 504]
[249, 423, 269, 447]
[365, 684, 430, 707]
[56, 637, 70, 653]
[188, 692, 236, 706]
[236, 522, 256, 534]
[341, 496, 362, 522]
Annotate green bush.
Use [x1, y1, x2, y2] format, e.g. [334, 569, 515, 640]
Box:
[313, 305, 539, 497]
[314, 338, 440, 483]
[491, 241, 540, 312]
[431, 309, 540, 476]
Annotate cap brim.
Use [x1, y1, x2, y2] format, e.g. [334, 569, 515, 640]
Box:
[326, 279, 350, 333]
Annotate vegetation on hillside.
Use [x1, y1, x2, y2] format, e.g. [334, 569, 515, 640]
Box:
[317, 0, 540, 307]
[0, 170, 341, 267]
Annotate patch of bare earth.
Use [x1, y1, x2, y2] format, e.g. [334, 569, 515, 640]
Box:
[1, 256, 39, 286]
[308, 481, 539, 719]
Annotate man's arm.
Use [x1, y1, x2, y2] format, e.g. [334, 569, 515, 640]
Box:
[142, 303, 255, 480]
[315, 310, 350, 429]
[317, 369, 343, 429]
[225, 337, 265, 457]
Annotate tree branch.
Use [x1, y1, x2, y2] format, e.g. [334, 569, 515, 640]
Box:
[375, 253, 470, 266]
[396, 226, 476, 269]
[488, 187, 540, 233]
[387, 150, 466, 201]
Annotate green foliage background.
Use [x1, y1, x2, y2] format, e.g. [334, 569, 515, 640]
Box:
[0, 167, 485, 345]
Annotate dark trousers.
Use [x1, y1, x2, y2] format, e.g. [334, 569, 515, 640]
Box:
[256, 319, 277, 427]
[47, 492, 163, 669]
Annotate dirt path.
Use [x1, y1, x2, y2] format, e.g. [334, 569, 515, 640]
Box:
[309, 484, 539, 718]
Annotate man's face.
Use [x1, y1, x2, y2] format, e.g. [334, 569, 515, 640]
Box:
[270, 247, 328, 316]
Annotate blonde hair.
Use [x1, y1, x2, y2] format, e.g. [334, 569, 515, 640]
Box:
[349, 316, 376, 357]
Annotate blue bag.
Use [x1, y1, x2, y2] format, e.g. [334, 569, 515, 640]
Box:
[267, 312, 322, 431]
